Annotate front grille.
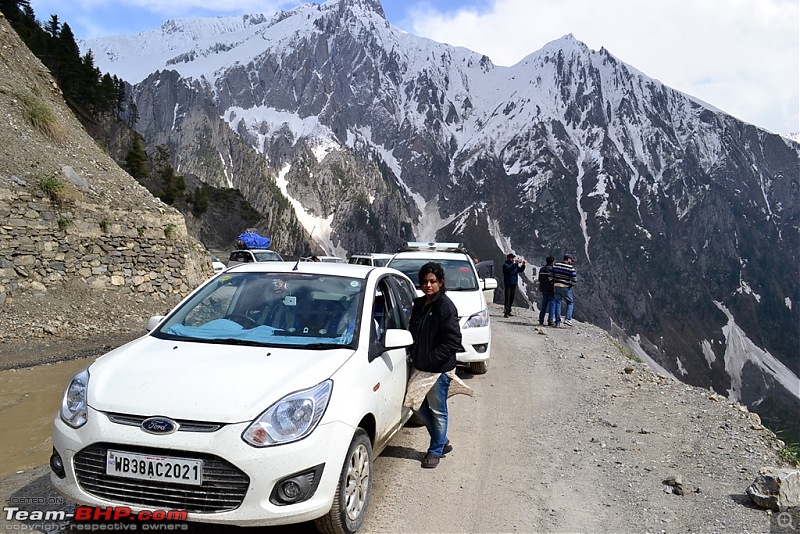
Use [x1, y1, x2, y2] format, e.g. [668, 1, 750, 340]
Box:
[106, 413, 224, 432]
[74, 443, 250, 513]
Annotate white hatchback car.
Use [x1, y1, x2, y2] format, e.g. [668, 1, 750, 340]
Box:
[51, 262, 419, 533]
[210, 255, 226, 272]
[387, 242, 498, 374]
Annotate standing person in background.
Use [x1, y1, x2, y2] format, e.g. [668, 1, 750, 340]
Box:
[551, 254, 577, 327]
[537, 256, 556, 326]
[408, 262, 462, 468]
[502, 253, 526, 318]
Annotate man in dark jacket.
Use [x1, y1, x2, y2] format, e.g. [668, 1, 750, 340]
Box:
[501, 253, 525, 317]
[409, 262, 462, 468]
[537, 256, 556, 326]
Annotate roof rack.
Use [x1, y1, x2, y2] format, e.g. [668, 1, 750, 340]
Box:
[400, 241, 468, 253]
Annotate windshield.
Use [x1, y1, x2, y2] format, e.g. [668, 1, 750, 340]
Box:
[387, 258, 478, 291]
[253, 251, 283, 261]
[153, 272, 363, 348]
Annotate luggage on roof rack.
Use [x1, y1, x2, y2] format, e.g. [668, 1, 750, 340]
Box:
[236, 232, 271, 250]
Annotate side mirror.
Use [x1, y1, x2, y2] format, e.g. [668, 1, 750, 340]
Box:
[146, 316, 165, 331]
[368, 328, 413, 361]
[481, 278, 498, 290]
[383, 328, 414, 349]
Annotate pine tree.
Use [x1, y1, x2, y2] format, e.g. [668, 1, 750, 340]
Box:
[125, 133, 148, 180]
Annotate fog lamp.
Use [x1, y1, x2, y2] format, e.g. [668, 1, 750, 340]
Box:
[270, 464, 325, 505]
[50, 448, 65, 479]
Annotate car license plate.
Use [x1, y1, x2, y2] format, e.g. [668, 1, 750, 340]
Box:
[106, 450, 203, 486]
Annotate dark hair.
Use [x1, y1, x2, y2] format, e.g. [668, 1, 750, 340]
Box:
[418, 262, 446, 292]
[545, 256, 555, 265]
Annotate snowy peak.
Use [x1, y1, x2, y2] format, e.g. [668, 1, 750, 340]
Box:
[82, 0, 799, 443]
[330, 0, 388, 20]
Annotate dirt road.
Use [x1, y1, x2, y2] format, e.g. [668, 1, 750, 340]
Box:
[1, 304, 792, 533]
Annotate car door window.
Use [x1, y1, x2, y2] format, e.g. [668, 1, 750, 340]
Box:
[372, 280, 390, 338]
[391, 275, 416, 328]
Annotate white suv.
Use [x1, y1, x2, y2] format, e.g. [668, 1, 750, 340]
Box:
[228, 249, 284, 266]
[349, 253, 394, 267]
[387, 242, 497, 374]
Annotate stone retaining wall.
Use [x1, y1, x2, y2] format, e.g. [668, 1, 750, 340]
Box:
[0, 182, 211, 308]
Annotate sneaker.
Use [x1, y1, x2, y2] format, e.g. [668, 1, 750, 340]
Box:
[538, 321, 544, 326]
[547, 322, 555, 326]
[443, 441, 453, 455]
[564, 320, 573, 327]
[554, 323, 561, 328]
[421, 453, 440, 468]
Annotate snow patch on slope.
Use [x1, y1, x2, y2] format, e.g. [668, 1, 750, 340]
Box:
[713, 301, 799, 402]
[275, 163, 341, 256]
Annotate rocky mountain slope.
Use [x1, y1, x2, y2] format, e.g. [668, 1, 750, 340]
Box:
[0, 12, 210, 356]
[81, 0, 799, 440]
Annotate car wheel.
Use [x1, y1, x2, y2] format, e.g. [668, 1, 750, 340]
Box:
[469, 360, 488, 374]
[406, 412, 425, 427]
[315, 429, 373, 534]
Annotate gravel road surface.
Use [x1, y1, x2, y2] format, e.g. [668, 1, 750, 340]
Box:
[1, 304, 792, 533]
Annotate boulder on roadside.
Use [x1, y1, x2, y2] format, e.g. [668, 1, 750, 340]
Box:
[746, 467, 800, 511]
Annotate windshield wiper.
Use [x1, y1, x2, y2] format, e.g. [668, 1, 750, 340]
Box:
[303, 343, 347, 350]
[203, 338, 267, 347]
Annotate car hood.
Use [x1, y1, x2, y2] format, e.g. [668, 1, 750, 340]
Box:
[86, 336, 353, 423]
[417, 290, 485, 319]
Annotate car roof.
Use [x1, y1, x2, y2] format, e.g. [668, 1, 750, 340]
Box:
[390, 250, 473, 261]
[223, 260, 401, 281]
[351, 253, 393, 258]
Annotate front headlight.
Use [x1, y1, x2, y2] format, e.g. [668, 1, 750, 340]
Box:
[463, 307, 489, 328]
[242, 380, 333, 447]
[60, 368, 89, 428]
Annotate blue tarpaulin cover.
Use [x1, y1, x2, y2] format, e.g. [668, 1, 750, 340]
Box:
[237, 232, 271, 249]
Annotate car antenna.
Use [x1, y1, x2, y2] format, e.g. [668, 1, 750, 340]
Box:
[293, 225, 316, 271]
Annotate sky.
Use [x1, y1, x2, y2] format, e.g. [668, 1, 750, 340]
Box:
[25, 0, 799, 137]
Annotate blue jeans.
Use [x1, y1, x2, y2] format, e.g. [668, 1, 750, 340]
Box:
[416, 373, 451, 457]
[539, 292, 555, 324]
[553, 286, 574, 323]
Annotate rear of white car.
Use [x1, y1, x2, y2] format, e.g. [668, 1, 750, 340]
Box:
[387, 243, 497, 374]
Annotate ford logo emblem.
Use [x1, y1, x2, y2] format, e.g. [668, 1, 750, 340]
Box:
[141, 417, 179, 435]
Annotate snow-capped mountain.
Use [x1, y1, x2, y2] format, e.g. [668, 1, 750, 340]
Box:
[82, 0, 800, 438]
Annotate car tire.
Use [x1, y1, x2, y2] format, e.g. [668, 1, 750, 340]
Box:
[315, 429, 373, 534]
[469, 360, 488, 374]
[406, 412, 425, 427]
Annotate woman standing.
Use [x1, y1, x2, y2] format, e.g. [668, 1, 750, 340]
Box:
[408, 262, 463, 468]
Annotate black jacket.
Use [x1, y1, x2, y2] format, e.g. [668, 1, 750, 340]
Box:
[538, 265, 554, 293]
[408, 292, 462, 373]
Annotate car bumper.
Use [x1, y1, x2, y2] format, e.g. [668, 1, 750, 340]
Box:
[457, 324, 491, 363]
[51, 409, 355, 526]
